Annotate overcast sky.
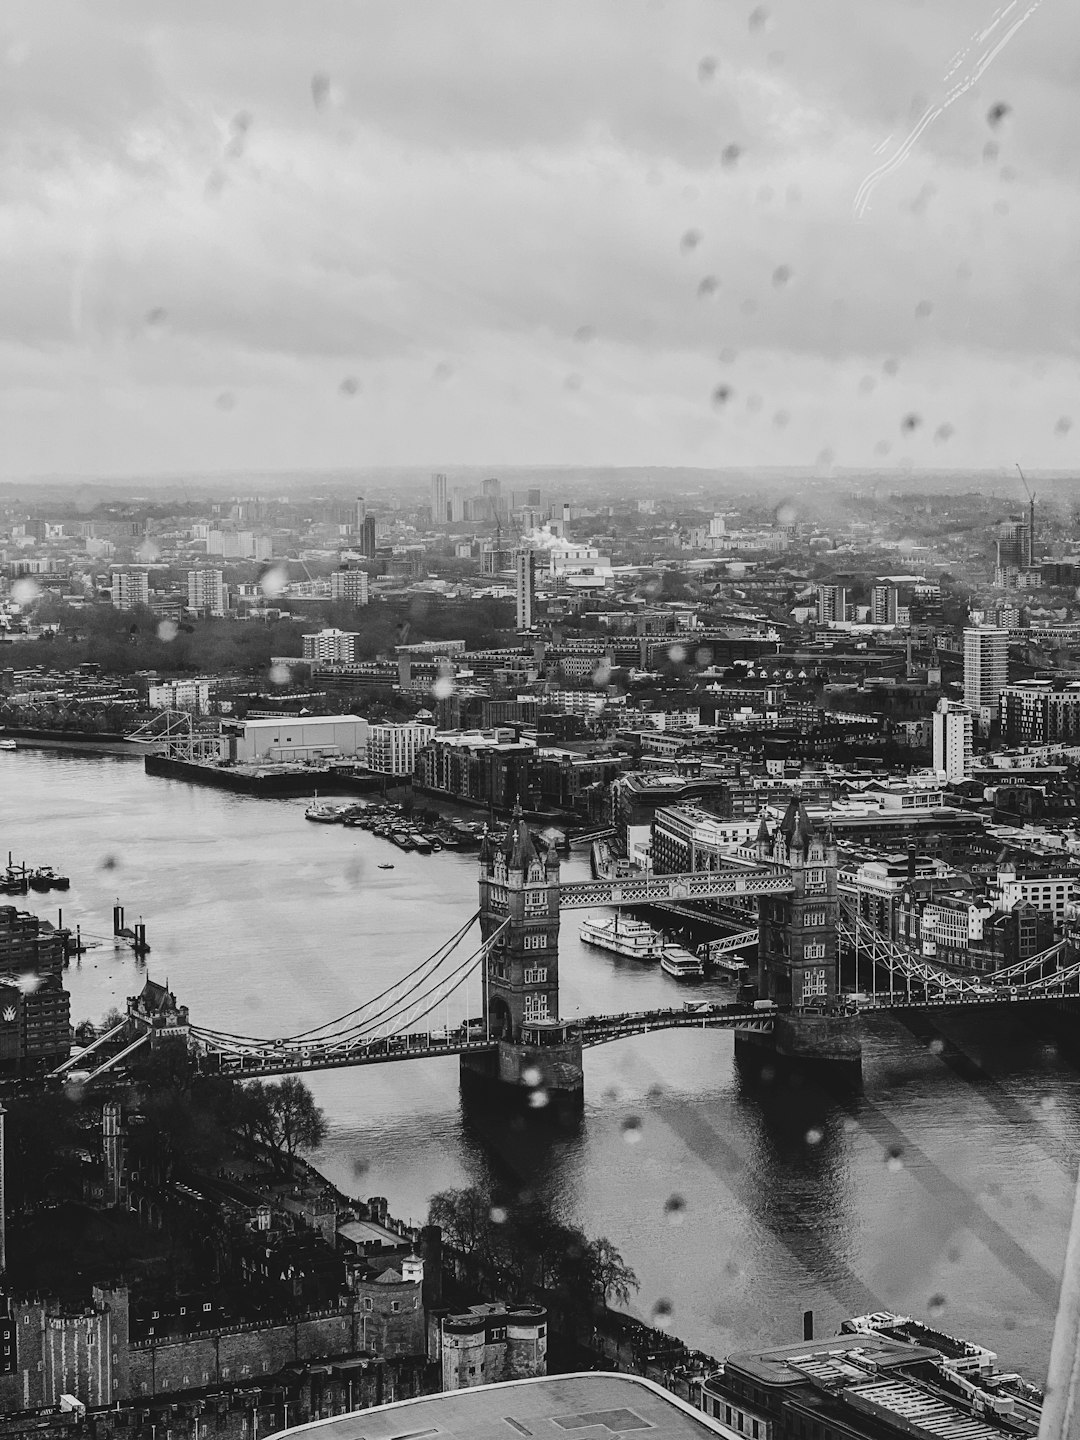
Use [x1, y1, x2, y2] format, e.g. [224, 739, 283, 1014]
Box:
[2, 0, 1078, 479]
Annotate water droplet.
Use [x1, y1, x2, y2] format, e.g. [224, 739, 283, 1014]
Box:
[145, 307, 168, 329]
[259, 563, 289, 599]
[748, 6, 771, 32]
[311, 73, 332, 110]
[718, 347, 737, 365]
[886, 1145, 904, 1172]
[695, 646, 713, 667]
[740, 298, 758, 316]
[564, 373, 582, 392]
[816, 447, 835, 468]
[698, 276, 720, 299]
[914, 300, 933, 319]
[668, 643, 687, 663]
[432, 675, 455, 701]
[712, 384, 734, 408]
[216, 391, 236, 411]
[522, 1066, 542, 1088]
[883, 358, 900, 376]
[805, 1127, 823, 1146]
[874, 440, 892, 457]
[773, 410, 790, 430]
[775, 501, 796, 525]
[269, 663, 291, 686]
[11, 577, 40, 606]
[16, 972, 41, 995]
[352, 1156, 369, 1179]
[759, 1064, 775, 1084]
[901, 413, 921, 433]
[592, 660, 612, 688]
[432, 361, 454, 383]
[574, 325, 595, 344]
[698, 56, 717, 83]
[1040, 1095, 1056, 1111]
[528, 1088, 549, 1109]
[1056, 417, 1072, 435]
[721, 143, 742, 168]
[490, 1205, 507, 1224]
[339, 376, 361, 396]
[859, 375, 876, 395]
[622, 1115, 642, 1143]
[928, 1038, 945, 1055]
[987, 101, 1011, 128]
[652, 1299, 674, 1330]
[772, 264, 791, 287]
[680, 229, 703, 254]
[99, 854, 119, 871]
[927, 1293, 946, 1318]
[934, 423, 955, 443]
[157, 621, 178, 643]
[664, 1195, 687, 1226]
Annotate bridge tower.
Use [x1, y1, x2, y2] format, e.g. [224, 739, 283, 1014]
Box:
[462, 803, 584, 1112]
[755, 796, 840, 1009]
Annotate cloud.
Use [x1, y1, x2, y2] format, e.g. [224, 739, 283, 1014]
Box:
[1, 0, 1078, 475]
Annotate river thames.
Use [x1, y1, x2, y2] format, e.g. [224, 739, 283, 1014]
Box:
[4, 746, 1079, 1379]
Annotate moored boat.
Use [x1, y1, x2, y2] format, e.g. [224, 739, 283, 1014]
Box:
[660, 944, 705, 981]
[579, 912, 665, 961]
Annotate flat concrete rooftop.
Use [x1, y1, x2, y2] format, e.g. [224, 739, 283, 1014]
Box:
[270, 1373, 733, 1440]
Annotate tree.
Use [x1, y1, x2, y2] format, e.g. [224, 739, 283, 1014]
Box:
[240, 1076, 327, 1174]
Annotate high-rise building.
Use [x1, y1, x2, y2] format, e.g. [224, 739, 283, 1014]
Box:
[996, 519, 1029, 572]
[187, 568, 227, 616]
[515, 548, 537, 630]
[110, 570, 150, 611]
[482, 476, 502, 520]
[355, 495, 366, 531]
[431, 472, 448, 525]
[932, 699, 973, 782]
[361, 515, 378, 558]
[302, 628, 362, 663]
[963, 627, 1008, 713]
[330, 569, 370, 607]
[999, 680, 1080, 747]
[816, 585, 847, 625]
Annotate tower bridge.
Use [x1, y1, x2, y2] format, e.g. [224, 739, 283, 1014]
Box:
[57, 798, 1080, 1099]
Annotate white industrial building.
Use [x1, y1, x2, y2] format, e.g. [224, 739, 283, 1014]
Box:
[234, 714, 435, 772]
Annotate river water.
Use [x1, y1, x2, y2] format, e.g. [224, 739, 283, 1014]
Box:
[3, 747, 1078, 1381]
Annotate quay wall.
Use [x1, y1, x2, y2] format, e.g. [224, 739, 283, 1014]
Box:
[144, 754, 384, 797]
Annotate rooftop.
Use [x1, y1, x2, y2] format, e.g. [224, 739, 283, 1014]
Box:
[271, 1373, 732, 1440]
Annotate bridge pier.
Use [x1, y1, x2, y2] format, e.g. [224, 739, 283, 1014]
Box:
[460, 1027, 584, 1120]
[735, 1013, 861, 1088]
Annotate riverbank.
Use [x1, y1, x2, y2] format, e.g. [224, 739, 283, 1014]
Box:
[0, 726, 146, 756]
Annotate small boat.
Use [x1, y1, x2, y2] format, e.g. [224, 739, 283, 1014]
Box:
[579, 912, 664, 961]
[0, 739, 16, 751]
[378, 863, 395, 870]
[29, 866, 69, 893]
[660, 944, 705, 981]
[306, 798, 344, 822]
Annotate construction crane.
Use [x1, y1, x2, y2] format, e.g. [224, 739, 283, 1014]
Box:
[1016, 463, 1036, 568]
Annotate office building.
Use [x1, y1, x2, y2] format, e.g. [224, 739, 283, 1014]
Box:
[110, 571, 150, 611]
[355, 495, 366, 531]
[815, 585, 847, 625]
[430, 472, 448, 525]
[361, 515, 378, 559]
[147, 679, 211, 713]
[329, 569, 370, 607]
[364, 720, 437, 776]
[515, 548, 537, 630]
[999, 680, 1080, 747]
[302, 628, 362, 663]
[932, 698, 973, 782]
[187, 569, 227, 617]
[963, 627, 1008, 713]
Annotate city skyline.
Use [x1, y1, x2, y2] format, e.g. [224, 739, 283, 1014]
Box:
[3, 0, 1080, 479]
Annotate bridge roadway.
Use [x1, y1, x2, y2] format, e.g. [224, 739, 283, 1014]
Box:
[189, 985, 1080, 1081]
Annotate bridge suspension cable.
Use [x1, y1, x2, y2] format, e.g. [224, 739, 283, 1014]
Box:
[189, 916, 507, 1059]
[189, 909, 480, 1047]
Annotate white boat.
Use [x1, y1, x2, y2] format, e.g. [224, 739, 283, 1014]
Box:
[579, 912, 664, 961]
[0, 740, 15, 751]
[660, 944, 705, 981]
[713, 957, 751, 980]
[305, 798, 345, 822]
